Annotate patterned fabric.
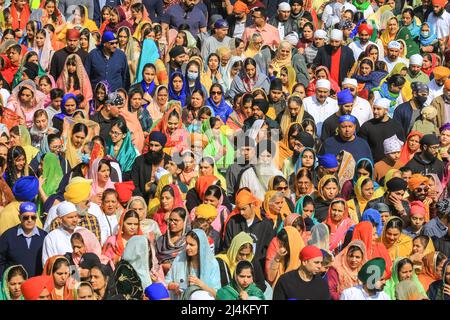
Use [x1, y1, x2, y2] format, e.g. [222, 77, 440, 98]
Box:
[111, 260, 143, 300]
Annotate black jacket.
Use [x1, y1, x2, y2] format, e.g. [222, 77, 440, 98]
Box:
[130, 153, 155, 203]
[268, 16, 299, 36]
[406, 153, 445, 181]
[313, 45, 355, 86]
[226, 14, 253, 38]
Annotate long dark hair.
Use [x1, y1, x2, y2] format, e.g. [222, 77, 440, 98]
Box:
[6, 146, 28, 187]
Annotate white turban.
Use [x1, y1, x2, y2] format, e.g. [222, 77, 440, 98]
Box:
[314, 29, 327, 39]
[374, 98, 391, 109]
[278, 2, 291, 11]
[330, 29, 343, 41]
[190, 290, 215, 300]
[388, 41, 401, 50]
[342, 78, 358, 88]
[284, 32, 299, 46]
[316, 79, 331, 90]
[409, 54, 423, 66]
[56, 201, 78, 218]
[383, 135, 404, 154]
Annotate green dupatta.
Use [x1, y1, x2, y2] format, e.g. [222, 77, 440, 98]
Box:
[0, 265, 27, 300]
[201, 119, 235, 171]
[107, 131, 137, 173]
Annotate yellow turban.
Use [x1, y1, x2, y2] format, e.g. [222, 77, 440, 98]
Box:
[195, 204, 218, 220]
[433, 66, 450, 80]
[64, 177, 93, 204]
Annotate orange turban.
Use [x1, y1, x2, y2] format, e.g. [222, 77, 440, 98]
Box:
[433, 66, 450, 80]
[235, 188, 262, 220]
[233, 0, 250, 14]
[445, 78, 450, 90]
[432, 0, 446, 7]
[408, 174, 429, 191]
[190, 132, 208, 149]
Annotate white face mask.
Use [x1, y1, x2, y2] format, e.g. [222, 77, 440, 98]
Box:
[421, 31, 429, 38]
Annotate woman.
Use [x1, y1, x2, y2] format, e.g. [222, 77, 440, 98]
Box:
[384, 257, 427, 300]
[206, 53, 225, 88]
[418, 251, 448, 292]
[308, 223, 330, 251]
[38, 152, 63, 207]
[201, 117, 234, 172]
[297, 22, 314, 53]
[146, 85, 169, 123]
[205, 84, 233, 124]
[262, 191, 291, 231]
[182, 89, 206, 128]
[380, 17, 400, 52]
[6, 79, 46, 128]
[325, 198, 355, 253]
[79, 28, 96, 53]
[380, 216, 417, 261]
[42, 256, 75, 300]
[306, 66, 340, 97]
[418, 22, 438, 54]
[121, 27, 143, 84]
[279, 96, 312, 142]
[341, 158, 377, 200]
[52, 93, 79, 134]
[313, 175, 340, 222]
[265, 226, 304, 287]
[88, 158, 115, 204]
[89, 263, 114, 300]
[31, 29, 54, 72]
[222, 57, 243, 95]
[228, 58, 270, 100]
[0, 265, 28, 300]
[216, 232, 254, 287]
[183, 60, 205, 104]
[10, 125, 39, 164]
[244, 33, 264, 58]
[295, 194, 318, 232]
[353, 58, 380, 95]
[421, 53, 439, 77]
[102, 210, 143, 264]
[216, 260, 265, 300]
[165, 229, 221, 300]
[55, 54, 92, 110]
[152, 184, 184, 235]
[269, 41, 292, 78]
[156, 207, 190, 274]
[400, 8, 420, 39]
[106, 118, 138, 176]
[0, 156, 14, 210]
[398, 131, 423, 165]
[29, 0, 65, 28]
[102, 7, 132, 34]
[347, 176, 380, 223]
[64, 122, 88, 169]
[127, 196, 161, 239]
[327, 240, 367, 300]
[396, 26, 420, 58]
[5, 146, 34, 189]
[279, 122, 302, 175]
[30, 109, 58, 149]
[427, 259, 450, 300]
[280, 66, 297, 97]
[168, 71, 187, 107]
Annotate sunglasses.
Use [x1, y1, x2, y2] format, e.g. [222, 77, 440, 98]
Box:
[211, 91, 222, 95]
[21, 215, 37, 221]
[277, 186, 289, 191]
[415, 187, 429, 193]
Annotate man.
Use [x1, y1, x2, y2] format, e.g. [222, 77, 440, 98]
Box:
[321, 115, 373, 163]
[424, 199, 449, 238]
[313, 29, 355, 86]
[405, 54, 430, 84]
[49, 29, 88, 80]
[304, 29, 327, 64]
[433, 78, 450, 128]
[374, 135, 403, 182]
[340, 258, 390, 300]
[367, 177, 411, 221]
[348, 22, 375, 61]
[426, 0, 450, 40]
[321, 89, 360, 141]
[0, 176, 42, 235]
[225, 136, 256, 204]
[84, 31, 130, 93]
[223, 188, 276, 291]
[358, 98, 405, 163]
[407, 174, 431, 212]
[268, 2, 298, 40]
[316, 154, 339, 183]
[227, 0, 252, 39]
[414, 0, 433, 22]
[270, 78, 287, 118]
[406, 134, 445, 180]
[432, 218, 450, 258]
[45, 88, 64, 127]
[383, 41, 409, 73]
[91, 92, 126, 141]
[166, 45, 187, 76]
[161, 0, 207, 38]
[201, 19, 232, 61]
[242, 7, 281, 50]
[274, 245, 330, 300]
[1, 43, 21, 85]
[0, 202, 47, 277]
[242, 99, 279, 131]
[303, 79, 338, 136]
[393, 82, 430, 136]
[341, 78, 373, 125]
[428, 66, 450, 104]
[21, 275, 54, 300]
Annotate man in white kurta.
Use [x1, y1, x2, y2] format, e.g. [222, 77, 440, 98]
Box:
[348, 23, 375, 61]
[426, 0, 450, 39]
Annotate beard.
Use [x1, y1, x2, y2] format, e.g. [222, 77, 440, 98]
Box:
[435, 8, 444, 16]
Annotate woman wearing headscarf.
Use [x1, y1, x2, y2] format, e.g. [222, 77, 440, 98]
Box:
[398, 131, 423, 165]
[265, 226, 304, 287]
[380, 17, 400, 53]
[165, 229, 221, 300]
[6, 80, 46, 129]
[379, 216, 419, 261]
[421, 53, 439, 77]
[0, 265, 28, 300]
[262, 191, 292, 231]
[427, 259, 450, 300]
[384, 257, 428, 300]
[378, 62, 412, 103]
[42, 255, 75, 300]
[312, 175, 341, 222]
[295, 194, 318, 231]
[127, 196, 161, 239]
[418, 22, 439, 54]
[325, 198, 355, 253]
[396, 27, 420, 59]
[152, 184, 184, 235]
[228, 58, 270, 100]
[308, 223, 330, 252]
[205, 84, 233, 124]
[226, 92, 253, 131]
[269, 41, 293, 78]
[201, 116, 234, 172]
[146, 85, 169, 123]
[347, 176, 383, 223]
[88, 158, 115, 203]
[11, 125, 39, 164]
[37, 152, 63, 209]
[306, 66, 340, 97]
[31, 29, 54, 72]
[327, 240, 367, 300]
[418, 251, 447, 292]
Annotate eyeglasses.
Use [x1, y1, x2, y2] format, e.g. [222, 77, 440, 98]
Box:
[21, 215, 37, 221]
[415, 187, 429, 193]
[276, 186, 289, 191]
[110, 130, 123, 136]
[211, 91, 222, 95]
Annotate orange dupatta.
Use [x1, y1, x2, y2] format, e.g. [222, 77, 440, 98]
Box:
[42, 256, 75, 300]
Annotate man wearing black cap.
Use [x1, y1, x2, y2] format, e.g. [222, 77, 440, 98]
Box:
[367, 177, 410, 221]
[270, 78, 288, 117]
[91, 91, 126, 141]
[201, 19, 232, 61]
[167, 45, 187, 75]
[242, 99, 279, 132]
[406, 134, 445, 180]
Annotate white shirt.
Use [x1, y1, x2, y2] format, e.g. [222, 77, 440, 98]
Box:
[277, 22, 286, 40]
[233, 21, 246, 39]
[44, 202, 110, 245]
[427, 79, 443, 106]
[303, 95, 339, 136]
[352, 96, 373, 125]
[348, 40, 375, 61]
[42, 226, 84, 265]
[427, 11, 450, 39]
[383, 56, 409, 73]
[340, 285, 391, 300]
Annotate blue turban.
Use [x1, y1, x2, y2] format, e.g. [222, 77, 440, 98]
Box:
[337, 89, 354, 105]
[12, 176, 39, 201]
[149, 131, 167, 148]
[361, 208, 383, 236]
[338, 114, 357, 124]
[317, 154, 338, 168]
[144, 283, 170, 300]
[19, 202, 37, 214]
[101, 31, 116, 44]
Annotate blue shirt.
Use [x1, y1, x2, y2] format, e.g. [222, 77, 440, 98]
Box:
[161, 4, 207, 37]
[84, 47, 130, 93]
[17, 226, 41, 249]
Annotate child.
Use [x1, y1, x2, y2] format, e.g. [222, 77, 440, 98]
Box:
[403, 201, 426, 238]
[320, 250, 334, 281]
[45, 89, 64, 128]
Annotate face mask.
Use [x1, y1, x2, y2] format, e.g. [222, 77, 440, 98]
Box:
[415, 95, 427, 106]
[421, 31, 429, 38]
[187, 71, 198, 81]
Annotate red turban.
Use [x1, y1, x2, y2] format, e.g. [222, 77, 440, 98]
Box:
[410, 201, 426, 218]
[432, 0, 447, 7]
[300, 245, 323, 261]
[21, 276, 54, 300]
[66, 28, 81, 40]
[358, 23, 373, 36]
[114, 181, 135, 204]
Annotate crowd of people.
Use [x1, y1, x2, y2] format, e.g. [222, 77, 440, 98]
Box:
[0, 0, 449, 301]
